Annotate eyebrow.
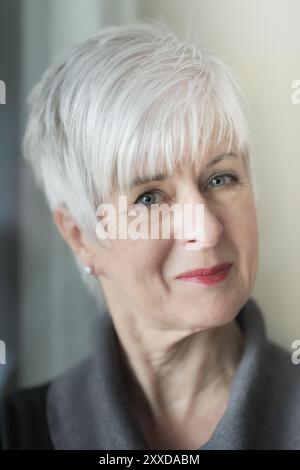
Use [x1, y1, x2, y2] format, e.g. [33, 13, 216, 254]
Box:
[128, 153, 238, 190]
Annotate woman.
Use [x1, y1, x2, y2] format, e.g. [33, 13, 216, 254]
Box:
[1, 21, 299, 450]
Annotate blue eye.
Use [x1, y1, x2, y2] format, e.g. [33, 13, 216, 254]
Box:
[134, 190, 163, 207]
[207, 173, 238, 189]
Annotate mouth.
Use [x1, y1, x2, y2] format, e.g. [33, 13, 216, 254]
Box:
[175, 262, 233, 286]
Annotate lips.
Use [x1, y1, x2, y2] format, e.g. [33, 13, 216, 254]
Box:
[175, 262, 233, 279]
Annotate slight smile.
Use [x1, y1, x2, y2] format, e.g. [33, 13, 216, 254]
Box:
[175, 263, 233, 286]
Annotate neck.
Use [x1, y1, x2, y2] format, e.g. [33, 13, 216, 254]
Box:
[113, 311, 244, 427]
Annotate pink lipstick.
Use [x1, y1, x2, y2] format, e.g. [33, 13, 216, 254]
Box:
[175, 262, 233, 286]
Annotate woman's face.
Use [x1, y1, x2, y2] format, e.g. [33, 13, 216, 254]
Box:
[93, 142, 259, 332]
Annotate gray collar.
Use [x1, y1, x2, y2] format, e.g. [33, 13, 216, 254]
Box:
[47, 298, 268, 450]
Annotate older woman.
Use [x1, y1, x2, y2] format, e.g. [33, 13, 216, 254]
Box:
[1, 21, 299, 451]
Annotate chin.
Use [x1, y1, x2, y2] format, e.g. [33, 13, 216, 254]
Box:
[178, 296, 247, 332]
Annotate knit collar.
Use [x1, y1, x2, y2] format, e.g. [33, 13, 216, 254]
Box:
[47, 298, 268, 450]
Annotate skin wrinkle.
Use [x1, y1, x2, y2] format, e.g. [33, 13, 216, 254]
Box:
[54, 139, 258, 449]
[23, 22, 260, 449]
[83, 145, 255, 448]
[117, 313, 245, 449]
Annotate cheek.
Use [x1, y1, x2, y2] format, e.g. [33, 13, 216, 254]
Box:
[108, 238, 171, 280]
[229, 197, 259, 286]
[242, 199, 259, 256]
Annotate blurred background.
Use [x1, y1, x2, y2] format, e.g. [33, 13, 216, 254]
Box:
[0, 0, 299, 397]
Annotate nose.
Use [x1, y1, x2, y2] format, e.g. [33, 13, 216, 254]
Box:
[173, 190, 224, 251]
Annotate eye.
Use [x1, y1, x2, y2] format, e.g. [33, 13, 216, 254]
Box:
[207, 173, 239, 190]
[134, 190, 164, 207]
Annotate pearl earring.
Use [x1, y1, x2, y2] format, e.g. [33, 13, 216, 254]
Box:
[84, 265, 94, 275]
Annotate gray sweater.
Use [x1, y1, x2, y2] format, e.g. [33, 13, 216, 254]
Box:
[46, 297, 300, 450]
[1, 297, 300, 449]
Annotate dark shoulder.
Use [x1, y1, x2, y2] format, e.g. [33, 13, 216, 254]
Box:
[266, 339, 300, 388]
[0, 382, 54, 449]
[264, 339, 300, 443]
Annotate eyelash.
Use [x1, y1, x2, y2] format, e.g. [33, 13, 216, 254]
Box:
[134, 173, 239, 206]
[206, 172, 239, 190]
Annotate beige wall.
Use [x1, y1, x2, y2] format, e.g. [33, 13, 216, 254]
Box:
[138, 0, 300, 350]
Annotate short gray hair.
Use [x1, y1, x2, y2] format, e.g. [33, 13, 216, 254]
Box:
[23, 20, 259, 301]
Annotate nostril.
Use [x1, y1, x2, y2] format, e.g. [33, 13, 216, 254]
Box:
[185, 240, 204, 251]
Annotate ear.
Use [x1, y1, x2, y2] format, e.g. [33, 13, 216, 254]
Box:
[52, 206, 94, 267]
